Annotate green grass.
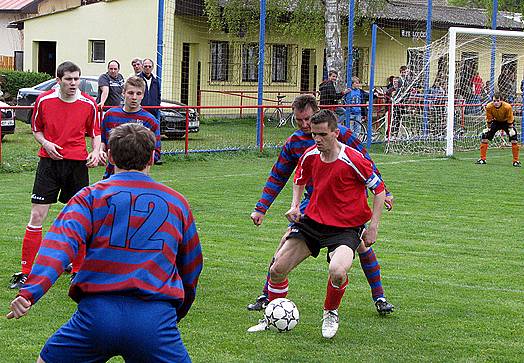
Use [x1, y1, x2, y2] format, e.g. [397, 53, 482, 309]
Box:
[0, 122, 523, 362]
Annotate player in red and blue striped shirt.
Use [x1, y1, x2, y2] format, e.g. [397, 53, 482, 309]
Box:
[8, 123, 202, 363]
[248, 95, 394, 315]
[100, 76, 161, 179]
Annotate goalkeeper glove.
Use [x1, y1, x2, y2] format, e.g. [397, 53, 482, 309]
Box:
[509, 127, 517, 137]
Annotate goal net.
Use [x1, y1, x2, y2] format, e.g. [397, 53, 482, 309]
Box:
[385, 27, 524, 155]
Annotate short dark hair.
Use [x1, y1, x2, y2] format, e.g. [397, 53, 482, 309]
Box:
[310, 109, 338, 131]
[143, 58, 154, 66]
[292, 94, 319, 113]
[124, 76, 145, 92]
[493, 91, 501, 100]
[328, 70, 338, 77]
[400, 65, 407, 72]
[108, 59, 120, 69]
[108, 123, 155, 171]
[56, 61, 81, 78]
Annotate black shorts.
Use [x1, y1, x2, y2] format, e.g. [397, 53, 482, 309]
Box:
[286, 216, 364, 258]
[484, 121, 518, 141]
[31, 158, 89, 204]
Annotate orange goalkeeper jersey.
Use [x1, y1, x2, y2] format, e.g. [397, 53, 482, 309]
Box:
[486, 101, 514, 124]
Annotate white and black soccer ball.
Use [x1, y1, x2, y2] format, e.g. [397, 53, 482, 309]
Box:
[264, 298, 300, 332]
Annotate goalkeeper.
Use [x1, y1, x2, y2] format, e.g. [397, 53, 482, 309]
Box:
[476, 92, 520, 167]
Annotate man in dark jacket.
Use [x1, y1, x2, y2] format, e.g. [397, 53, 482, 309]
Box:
[139, 58, 161, 119]
[319, 70, 349, 108]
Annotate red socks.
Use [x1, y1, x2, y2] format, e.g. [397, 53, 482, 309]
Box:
[268, 278, 289, 301]
[323, 276, 348, 311]
[21, 225, 42, 274]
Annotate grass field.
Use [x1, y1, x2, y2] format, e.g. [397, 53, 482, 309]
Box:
[0, 121, 523, 362]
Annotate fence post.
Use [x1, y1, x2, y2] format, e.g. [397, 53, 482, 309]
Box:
[185, 109, 189, 155]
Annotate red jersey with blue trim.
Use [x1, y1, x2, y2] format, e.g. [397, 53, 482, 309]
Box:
[101, 107, 161, 177]
[32, 88, 100, 160]
[255, 125, 385, 214]
[294, 143, 385, 228]
[18, 171, 202, 321]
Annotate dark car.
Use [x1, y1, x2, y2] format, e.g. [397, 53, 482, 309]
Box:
[1, 100, 15, 140]
[160, 100, 199, 139]
[16, 76, 99, 123]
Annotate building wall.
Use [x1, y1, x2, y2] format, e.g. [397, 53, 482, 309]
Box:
[23, 0, 157, 76]
[0, 14, 23, 57]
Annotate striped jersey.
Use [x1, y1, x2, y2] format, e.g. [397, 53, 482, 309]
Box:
[295, 143, 385, 227]
[255, 125, 385, 214]
[32, 88, 100, 160]
[101, 107, 161, 177]
[18, 171, 202, 321]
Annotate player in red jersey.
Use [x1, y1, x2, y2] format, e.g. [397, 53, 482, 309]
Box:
[248, 110, 386, 339]
[9, 61, 101, 289]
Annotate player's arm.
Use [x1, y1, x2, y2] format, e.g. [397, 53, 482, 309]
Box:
[285, 182, 306, 223]
[33, 130, 63, 160]
[362, 189, 386, 247]
[251, 141, 298, 225]
[9, 193, 91, 314]
[153, 116, 161, 162]
[175, 209, 203, 322]
[342, 131, 394, 210]
[285, 153, 310, 223]
[87, 135, 102, 168]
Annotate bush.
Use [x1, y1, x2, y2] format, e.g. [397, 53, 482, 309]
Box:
[0, 69, 52, 102]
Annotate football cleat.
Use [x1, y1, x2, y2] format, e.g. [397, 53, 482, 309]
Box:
[513, 161, 521, 167]
[375, 298, 395, 315]
[64, 263, 73, 274]
[70, 272, 77, 284]
[322, 309, 339, 339]
[9, 272, 28, 290]
[247, 318, 269, 333]
[247, 294, 269, 311]
[475, 159, 486, 165]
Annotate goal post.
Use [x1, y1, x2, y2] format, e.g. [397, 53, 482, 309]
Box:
[386, 26, 524, 155]
[446, 27, 524, 156]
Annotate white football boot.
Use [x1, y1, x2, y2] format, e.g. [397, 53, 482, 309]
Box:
[247, 318, 268, 333]
[321, 309, 339, 339]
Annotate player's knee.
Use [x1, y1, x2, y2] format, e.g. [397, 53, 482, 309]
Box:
[328, 266, 347, 286]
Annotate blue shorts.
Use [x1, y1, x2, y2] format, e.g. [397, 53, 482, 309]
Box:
[40, 295, 191, 363]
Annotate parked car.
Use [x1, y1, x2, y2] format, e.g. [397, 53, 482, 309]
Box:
[160, 100, 200, 139]
[0, 100, 15, 140]
[16, 76, 99, 123]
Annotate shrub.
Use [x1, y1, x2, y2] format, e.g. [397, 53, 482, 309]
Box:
[0, 69, 52, 101]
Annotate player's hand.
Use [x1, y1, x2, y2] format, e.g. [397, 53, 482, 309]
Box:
[362, 225, 378, 247]
[250, 211, 265, 226]
[509, 127, 517, 137]
[384, 194, 394, 211]
[98, 149, 108, 166]
[42, 140, 63, 160]
[6, 296, 31, 320]
[285, 206, 302, 223]
[86, 151, 100, 168]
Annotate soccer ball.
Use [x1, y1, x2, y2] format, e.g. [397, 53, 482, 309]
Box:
[264, 298, 300, 332]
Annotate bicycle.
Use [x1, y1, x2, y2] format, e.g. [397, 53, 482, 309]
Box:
[337, 111, 368, 143]
[266, 95, 296, 128]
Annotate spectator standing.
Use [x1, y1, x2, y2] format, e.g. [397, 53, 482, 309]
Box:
[319, 70, 349, 109]
[138, 58, 161, 119]
[7, 123, 203, 362]
[470, 72, 484, 114]
[96, 60, 124, 110]
[9, 61, 101, 289]
[130, 57, 143, 77]
[342, 77, 369, 136]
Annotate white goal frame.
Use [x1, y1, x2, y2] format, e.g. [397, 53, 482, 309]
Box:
[446, 27, 524, 156]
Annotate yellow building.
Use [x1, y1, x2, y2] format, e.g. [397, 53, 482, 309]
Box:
[12, 0, 524, 112]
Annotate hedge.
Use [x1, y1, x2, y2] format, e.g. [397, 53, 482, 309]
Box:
[0, 69, 52, 101]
